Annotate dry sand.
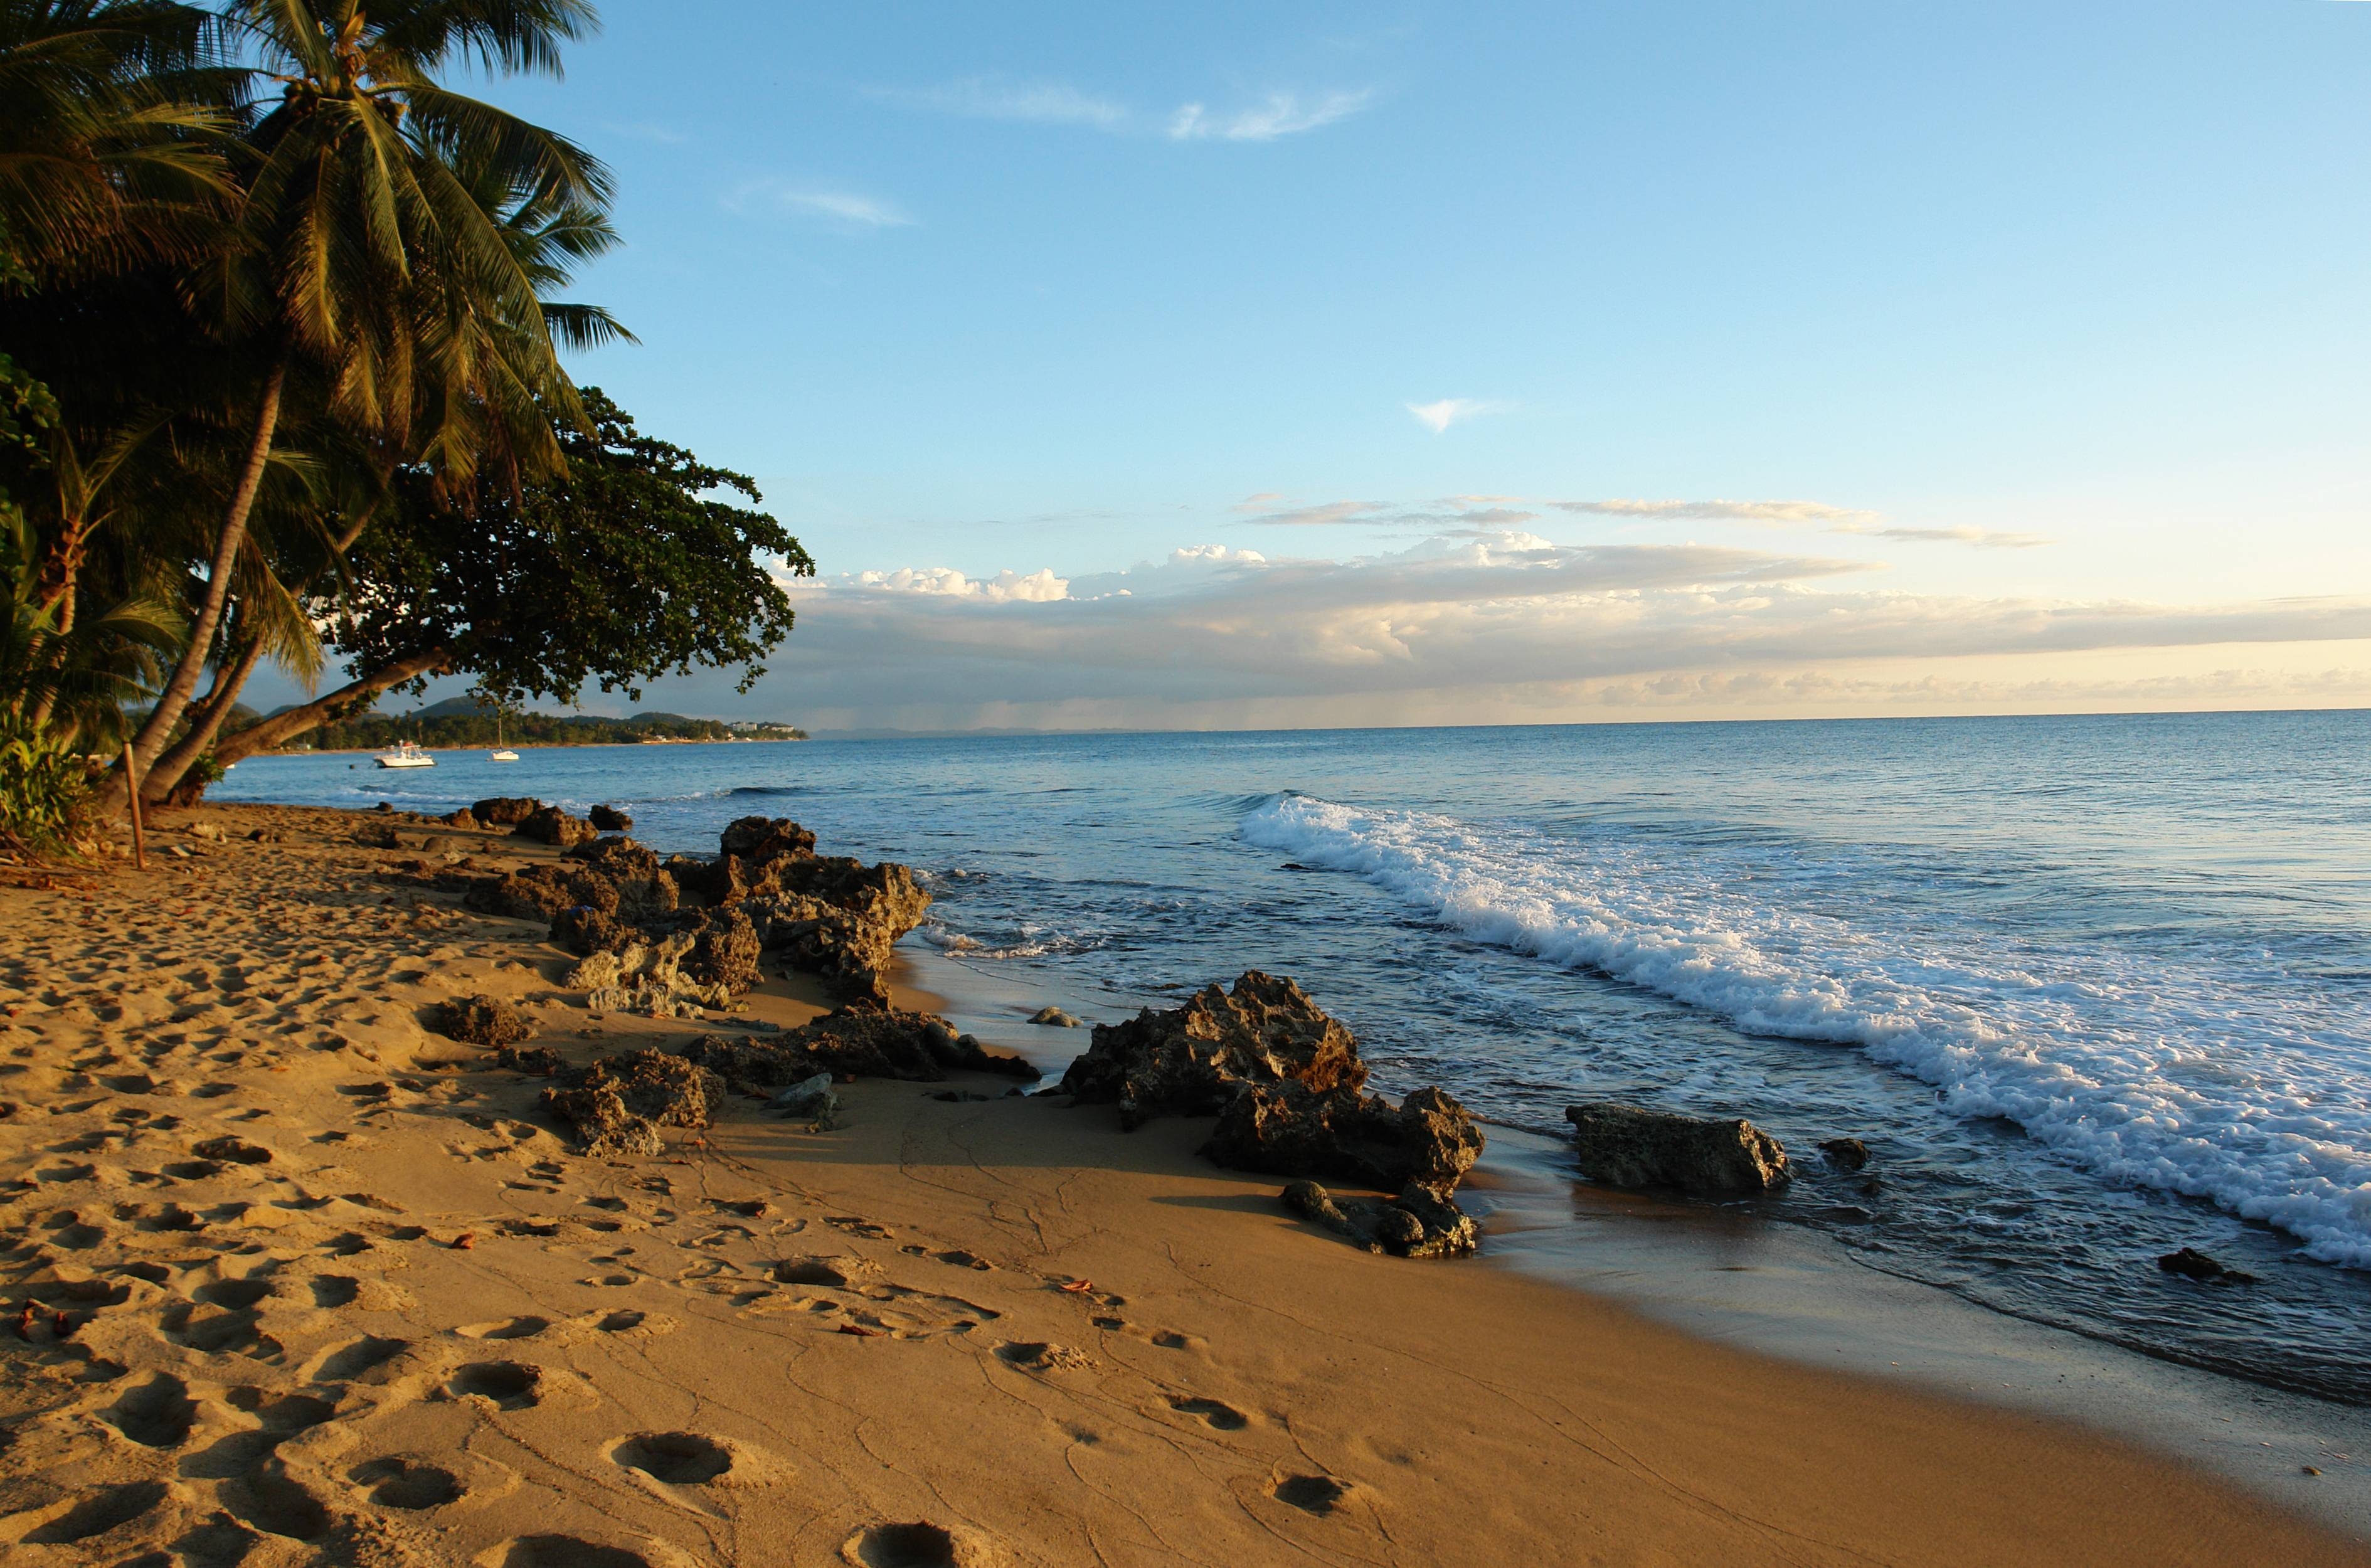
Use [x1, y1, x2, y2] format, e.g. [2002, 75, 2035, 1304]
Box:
[0, 802, 2360, 1567]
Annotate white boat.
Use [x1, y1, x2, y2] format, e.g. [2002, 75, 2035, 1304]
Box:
[373, 740, 435, 769]
[489, 748, 519, 763]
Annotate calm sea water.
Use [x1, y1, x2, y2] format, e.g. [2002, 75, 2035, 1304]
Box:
[216, 712, 2371, 1403]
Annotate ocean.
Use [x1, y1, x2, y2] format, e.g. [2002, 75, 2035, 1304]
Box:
[214, 710, 2371, 1406]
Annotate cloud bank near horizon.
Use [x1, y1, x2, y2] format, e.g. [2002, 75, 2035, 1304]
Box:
[636, 530, 2371, 733]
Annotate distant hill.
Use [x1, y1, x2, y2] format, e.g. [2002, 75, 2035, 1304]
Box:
[272, 701, 804, 751]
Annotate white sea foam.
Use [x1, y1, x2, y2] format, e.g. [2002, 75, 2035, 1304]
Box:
[1242, 794, 2371, 1267]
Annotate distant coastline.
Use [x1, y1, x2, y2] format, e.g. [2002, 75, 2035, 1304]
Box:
[262, 700, 805, 755]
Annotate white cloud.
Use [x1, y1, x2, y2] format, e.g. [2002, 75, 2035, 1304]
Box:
[1169, 89, 1374, 142]
[724, 531, 2371, 732]
[868, 77, 1125, 129]
[726, 181, 913, 228]
[1407, 398, 1502, 434]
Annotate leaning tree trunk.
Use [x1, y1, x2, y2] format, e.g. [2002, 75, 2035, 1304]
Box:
[206, 644, 454, 767]
[143, 633, 270, 802]
[102, 361, 286, 811]
[138, 497, 388, 803]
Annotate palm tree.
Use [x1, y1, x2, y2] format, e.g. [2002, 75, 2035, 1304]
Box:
[0, 0, 234, 287]
[135, 113, 632, 802]
[113, 0, 609, 801]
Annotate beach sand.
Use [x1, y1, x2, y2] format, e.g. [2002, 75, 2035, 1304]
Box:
[0, 802, 2360, 1566]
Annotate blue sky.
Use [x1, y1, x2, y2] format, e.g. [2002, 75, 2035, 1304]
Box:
[371, 1, 2371, 729]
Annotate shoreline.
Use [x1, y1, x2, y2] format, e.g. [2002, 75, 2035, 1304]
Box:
[1, 801, 2362, 1564]
[901, 941, 2371, 1537]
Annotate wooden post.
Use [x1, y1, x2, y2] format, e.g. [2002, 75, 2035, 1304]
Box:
[121, 741, 146, 870]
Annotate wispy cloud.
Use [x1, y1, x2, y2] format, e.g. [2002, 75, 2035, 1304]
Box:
[1169, 89, 1374, 142]
[867, 77, 1125, 129]
[1407, 398, 1504, 434]
[725, 180, 914, 229]
[1548, 498, 1877, 524]
[1551, 497, 2050, 549]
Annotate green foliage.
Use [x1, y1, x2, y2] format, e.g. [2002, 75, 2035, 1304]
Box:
[1, 505, 179, 746]
[0, 713, 93, 855]
[333, 386, 812, 711]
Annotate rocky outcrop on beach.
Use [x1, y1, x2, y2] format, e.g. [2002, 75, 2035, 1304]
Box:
[435, 994, 533, 1047]
[470, 795, 543, 826]
[1058, 973, 1487, 1257]
[589, 803, 633, 832]
[1056, 972, 1368, 1129]
[1283, 1178, 1478, 1259]
[1564, 1102, 1791, 1195]
[565, 836, 679, 921]
[1204, 1082, 1482, 1192]
[684, 1010, 1040, 1089]
[514, 803, 598, 848]
[539, 1049, 723, 1157]
[463, 861, 619, 923]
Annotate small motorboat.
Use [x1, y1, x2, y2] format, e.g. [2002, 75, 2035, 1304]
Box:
[373, 740, 435, 769]
[489, 748, 520, 763]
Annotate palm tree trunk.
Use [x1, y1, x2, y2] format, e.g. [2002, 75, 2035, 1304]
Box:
[207, 644, 454, 767]
[138, 495, 388, 802]
[109, 361, 286, 804]
[142, 633, 269, 800]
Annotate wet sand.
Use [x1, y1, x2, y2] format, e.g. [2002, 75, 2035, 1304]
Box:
[0, 802, 2362, 1565]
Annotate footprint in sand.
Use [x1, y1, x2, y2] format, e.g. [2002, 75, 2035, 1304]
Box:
[446, 1361, 541, 1409]
[350, 1454, 464, 1510]
[1167, 1396, 1249, 1431]
[481, 1535, 657, 1568]
[841, 1520, 1000, 1568]
[1270, 1473, 1349, 1515]
[105, 1372, 197, 1447]
[457, 1315, 549, 1341]
[612, 1431, 733, 1485]
[14, 1478, 171, 1546]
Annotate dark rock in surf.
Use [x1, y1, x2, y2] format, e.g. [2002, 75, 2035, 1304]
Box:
[2158, 1247, 2256, 1284]
[1204, 1081, 1483, 1192]
[1819, 1137, 1870, 1170]
[719, 815, 817, 861]
[588, 803, 634, 832]
[1564, 1102, 1791, 1195]
[1056, 971, 1367, 1129]
[745, 857, 932, 1009]
[1030, 1006, 1084, 1028]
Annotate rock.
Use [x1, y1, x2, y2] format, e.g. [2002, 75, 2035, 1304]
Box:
[439, 808, 480, 829]
[684, 1010, 1040, 1090]
[551, 904, 632, 958]
[1281, 1179, 1477, 1259]
[436, 995, 533, 1048]
[2158, 1247, 2256, 1284]
[539, 1049, 722, 1157]
[563, 948, 625, 991]
[681, 904, 761, 995]
[463, 864, 620, 923]
[538, 1083, 660, 1157]
[494, 1044, 566, 1076]
[245, 828, 280, 842]
[564, 837, 678, 921]
[514, 804, 597, 848]
[1819, 1137, 1870, 1170]
[1564, 1102, 1791, 1195]
[720, 815, 817, 860]
[770, 1072, 840, 1125]
[1056, 971, 1367, 1129]
[188, 821, 226, 842]
[746, 857, 933, 1008]
[589, 803, 634, 832]
[1203, 1082, 1483, 1191]
[1029, 1006, 1083, 1028]
[193, 1136, 273, 1165]
[416, 834, 466, 855]
[470, 797, 543, 827]
[353, 823, 403, 849]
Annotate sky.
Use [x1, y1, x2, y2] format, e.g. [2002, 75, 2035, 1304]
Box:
[319, 1, 2371, 731]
